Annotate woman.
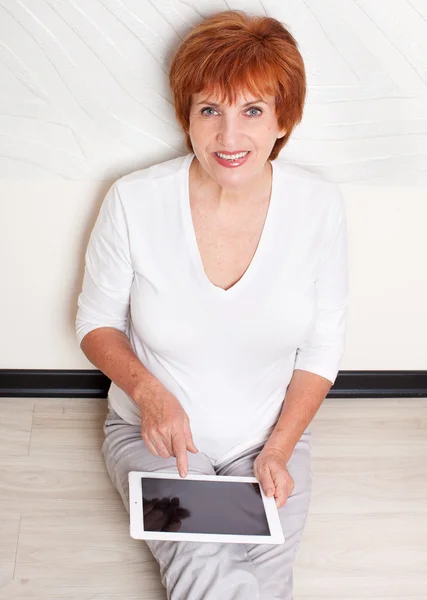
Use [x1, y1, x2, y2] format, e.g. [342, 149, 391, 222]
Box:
[76, 10, 348, 600]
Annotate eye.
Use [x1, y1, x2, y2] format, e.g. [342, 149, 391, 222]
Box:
[199, 106, 263, 117]
[247, 107, 262, 116]
[200, 107, 217, 116]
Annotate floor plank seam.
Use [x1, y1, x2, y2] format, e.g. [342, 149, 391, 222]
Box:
[12, 513, 22, 580]
[27, 403, 36, 456]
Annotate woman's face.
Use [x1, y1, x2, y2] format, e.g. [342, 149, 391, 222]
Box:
[188, 90, 286, 190]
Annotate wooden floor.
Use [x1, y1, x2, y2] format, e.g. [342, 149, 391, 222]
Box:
[0, 396, 426, 599]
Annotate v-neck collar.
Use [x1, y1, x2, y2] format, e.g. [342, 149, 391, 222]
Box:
[180, 153, 279, 299]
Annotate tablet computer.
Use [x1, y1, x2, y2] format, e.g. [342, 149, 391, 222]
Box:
[129, 471, 284, 545]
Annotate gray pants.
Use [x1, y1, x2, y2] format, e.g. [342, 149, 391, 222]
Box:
[102, 408, 312, 600]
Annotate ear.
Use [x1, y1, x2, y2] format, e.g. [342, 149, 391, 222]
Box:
[277, 128, 287, 139]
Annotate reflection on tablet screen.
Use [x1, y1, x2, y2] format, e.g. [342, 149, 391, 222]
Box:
[141, 478, 271, 536]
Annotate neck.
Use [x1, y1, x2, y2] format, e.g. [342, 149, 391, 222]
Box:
[191, 157, 272, 211]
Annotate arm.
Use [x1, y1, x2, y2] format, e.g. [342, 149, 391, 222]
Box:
[265, 185, 349, 462]
[77, 183, 198, 475]
[264, 369, 331, 462]
[80, 327, 164, 407]
[76, 182, 163, 407]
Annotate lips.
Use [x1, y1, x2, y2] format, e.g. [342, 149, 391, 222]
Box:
[212, 151, 250, 168]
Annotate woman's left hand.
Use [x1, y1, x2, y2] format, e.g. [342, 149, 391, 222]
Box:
[253, 446, 294, 509]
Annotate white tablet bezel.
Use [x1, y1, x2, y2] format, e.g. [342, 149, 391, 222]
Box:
[129, 471, 284, 545]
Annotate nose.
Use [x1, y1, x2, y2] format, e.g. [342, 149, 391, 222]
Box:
[217, 113, 241, 149]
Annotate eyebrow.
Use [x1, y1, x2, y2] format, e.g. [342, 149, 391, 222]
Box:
[196, 98, 267, 107]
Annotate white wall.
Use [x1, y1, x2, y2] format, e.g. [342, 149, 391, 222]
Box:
[1, 0, 426, 369]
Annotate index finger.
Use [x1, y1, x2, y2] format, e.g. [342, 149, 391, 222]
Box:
[171, 432, 188, 478]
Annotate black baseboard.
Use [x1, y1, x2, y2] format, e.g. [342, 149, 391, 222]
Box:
[0, 370, 110, 398]
[0, 370, 426, 398]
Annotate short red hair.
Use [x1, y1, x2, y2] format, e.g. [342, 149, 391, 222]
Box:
[169, 10, 306, 160]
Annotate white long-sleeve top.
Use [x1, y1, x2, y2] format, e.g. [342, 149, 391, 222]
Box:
[76, 153, 349, 465]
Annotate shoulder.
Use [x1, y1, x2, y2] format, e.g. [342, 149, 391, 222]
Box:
[104, 154, 192, 218]
[274, 159, 344, 216]
[114, 153, 191, 194]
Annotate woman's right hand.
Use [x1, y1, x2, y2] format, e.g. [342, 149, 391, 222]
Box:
[138, 388, 199, 478]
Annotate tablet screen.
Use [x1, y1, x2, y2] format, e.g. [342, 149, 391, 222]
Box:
[141, 477, 271, 536]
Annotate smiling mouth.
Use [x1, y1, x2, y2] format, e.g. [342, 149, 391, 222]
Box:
[214, 151, 250, 160]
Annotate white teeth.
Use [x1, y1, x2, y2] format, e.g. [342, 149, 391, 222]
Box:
[215, 151, 249, 160]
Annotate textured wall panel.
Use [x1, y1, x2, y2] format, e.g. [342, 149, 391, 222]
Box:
[0, 0, 426, 183]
